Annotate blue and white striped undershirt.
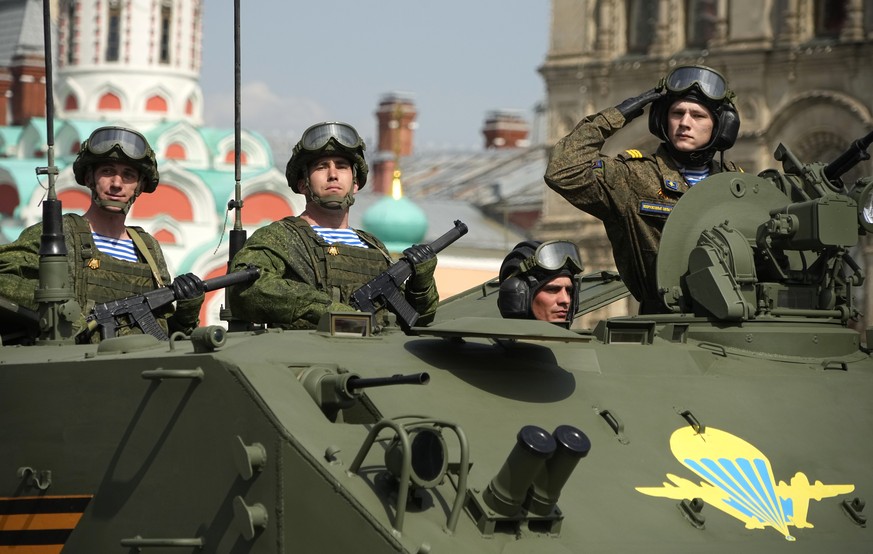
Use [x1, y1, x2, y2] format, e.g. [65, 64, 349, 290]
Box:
[680, 166, 710, 187]
[92, 233, 139, 262]
[312, 226, 368, 248]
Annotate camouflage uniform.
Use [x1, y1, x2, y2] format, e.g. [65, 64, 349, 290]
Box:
[544, 107, 739, 313]
[228, 216, 439, 329]
[0, 213, 201, 339]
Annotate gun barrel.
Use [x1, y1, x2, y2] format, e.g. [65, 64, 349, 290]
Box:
[203, 266, 260, 292]
[429, 220, 469, 254]
[346, 372, 430, 391]
[823, 129, 873, 182]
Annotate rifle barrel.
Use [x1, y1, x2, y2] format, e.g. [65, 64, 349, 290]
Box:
[203, 266, 259, 292]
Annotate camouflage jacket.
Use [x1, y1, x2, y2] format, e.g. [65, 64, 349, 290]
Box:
[544, 106, 739, 313]
[0, 214, 201, 339]
[228, 216, 439, 330]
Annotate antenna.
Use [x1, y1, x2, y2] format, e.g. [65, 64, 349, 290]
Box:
[220, 0, 250, 331]
[33, 0, 79, 343]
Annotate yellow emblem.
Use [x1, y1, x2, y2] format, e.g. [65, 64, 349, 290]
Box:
[637, 426, 854, 541]
[87, 258, 100, 270]
[328, 245, 339, 256]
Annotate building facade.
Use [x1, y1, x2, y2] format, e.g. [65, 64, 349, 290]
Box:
[537, 0, 873, 322]
[0, 0, 301, 326]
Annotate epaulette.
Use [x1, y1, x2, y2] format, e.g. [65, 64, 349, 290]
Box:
[618, 149, 645, 161]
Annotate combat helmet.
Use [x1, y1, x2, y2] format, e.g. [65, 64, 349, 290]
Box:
[285, 122, 368, 209]
[498, 240, 584, 324]
[73, 126, 159, 193]
[648, 64, 740, 166]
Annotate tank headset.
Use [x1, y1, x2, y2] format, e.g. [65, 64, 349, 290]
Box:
[648, 64, 740, 166]
[498, 241, 585, 325]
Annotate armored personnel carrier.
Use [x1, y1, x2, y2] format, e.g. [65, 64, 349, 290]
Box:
[2, 125, 872, 552]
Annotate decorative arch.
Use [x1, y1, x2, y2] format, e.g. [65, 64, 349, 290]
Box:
[130, 183, 194, 221]
[241, 191, 294, 225]
[215, 132, 272, 169]
[152, 228, 178, 244]
[98, 92, 122, 111]
[146, 95, 169, 113]
[765, 91, 873, 183]
[154, 122, 209, 169]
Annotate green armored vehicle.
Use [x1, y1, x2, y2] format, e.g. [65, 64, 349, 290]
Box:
[2, 131, 872, 553]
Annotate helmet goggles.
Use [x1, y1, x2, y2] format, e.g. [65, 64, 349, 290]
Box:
[519, 240, 584, 276]
[300, 122, 365, 152]
[663, 65, 729, 101]
[86, 126, 151, 160]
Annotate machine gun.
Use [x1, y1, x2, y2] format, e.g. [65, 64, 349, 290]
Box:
[350, 220, 468, 330]
[299, 368, 430, 421]
[79, 266, 259, 342]
[658, 129, 873, 322]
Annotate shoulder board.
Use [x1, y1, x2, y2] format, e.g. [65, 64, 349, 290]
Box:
[618, 149, 646, 161]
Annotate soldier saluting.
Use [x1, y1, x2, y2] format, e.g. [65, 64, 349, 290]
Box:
[545, 65, 741, 314]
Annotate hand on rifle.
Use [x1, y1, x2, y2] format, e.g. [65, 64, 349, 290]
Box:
[172, 273, 205, 300]
[402, 244, 437, 290]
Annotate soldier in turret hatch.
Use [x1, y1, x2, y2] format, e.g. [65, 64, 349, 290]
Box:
[0, 126, 205, 340]
[498, 240, 584, 326]
[544, 64, 741, 314]
[228, 121, 439, 329]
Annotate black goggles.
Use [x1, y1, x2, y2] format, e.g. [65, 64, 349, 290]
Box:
[520, 241, 584, 275]
[663, 65, 729, 101]
[300, 122, 364, 152]
[87, 127, 151, 159]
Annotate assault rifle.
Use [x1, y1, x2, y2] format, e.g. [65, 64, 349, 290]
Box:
[350, 220, 468, 330]
[79, 266, 260, 342]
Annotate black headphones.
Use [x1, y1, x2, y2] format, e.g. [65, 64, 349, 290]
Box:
[648, 94, 740, 154]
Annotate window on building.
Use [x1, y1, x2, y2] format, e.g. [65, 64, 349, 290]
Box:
[66, 0, 77, 65]
[165, 143, 187, 160]
[686, 0, 718, 48]
[106, 1, 121, 62]
[98, 92, 122, 110]
[64, 94, 79, 111]
[225, 150, 248, 165]
[160, 3, 172, 64]
[815, 0, 847, 37]
[146, 95, 168, 112]
[627, 0, 657, 54]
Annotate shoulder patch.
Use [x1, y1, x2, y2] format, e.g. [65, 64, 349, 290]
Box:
[625, 149, 643, 158]
[591, 159, 604, 169]
[663, 179, 680, 192]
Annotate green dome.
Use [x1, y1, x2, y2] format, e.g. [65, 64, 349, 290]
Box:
[361, 195, 428, 252]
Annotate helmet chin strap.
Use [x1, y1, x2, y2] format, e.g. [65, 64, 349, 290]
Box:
[89, 181, 141, 215]
[303, 177, 356, 210]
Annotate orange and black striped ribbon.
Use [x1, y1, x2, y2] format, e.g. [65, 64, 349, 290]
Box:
[0, 496, 91, 554]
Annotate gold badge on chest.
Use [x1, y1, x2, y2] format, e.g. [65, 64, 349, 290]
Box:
[87, 258, 100, 270]
[328, 245, 339, 256]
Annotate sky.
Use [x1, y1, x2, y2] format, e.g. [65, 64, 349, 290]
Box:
[198, 1, 551, 153]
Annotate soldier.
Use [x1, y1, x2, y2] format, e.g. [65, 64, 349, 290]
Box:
[0, 126, 204, 340]
[498, 240, 584, 326]
[228, 121, 439, 329]
[544, 64, 741, 314]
